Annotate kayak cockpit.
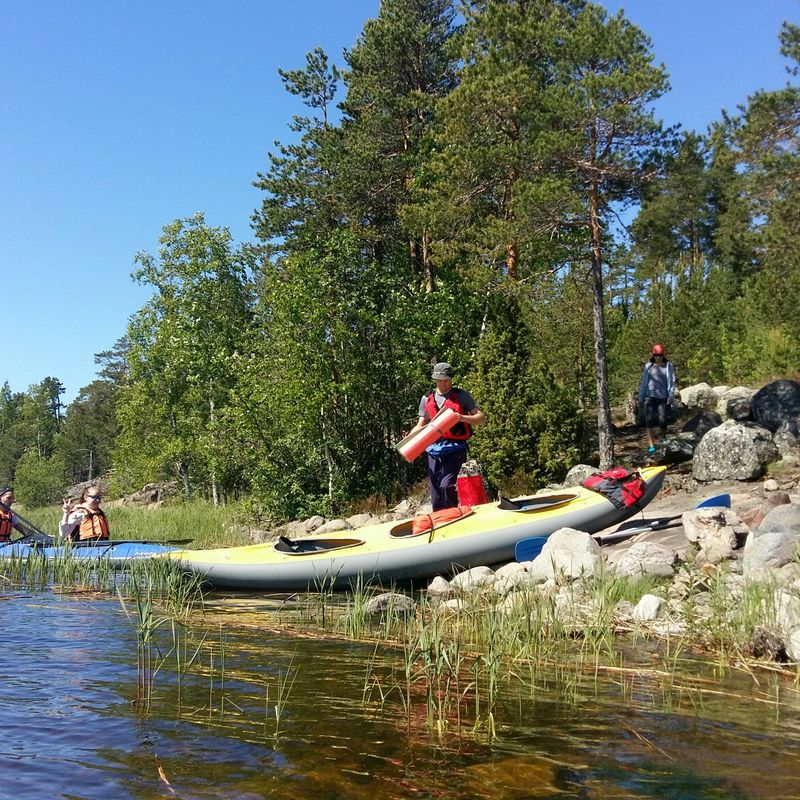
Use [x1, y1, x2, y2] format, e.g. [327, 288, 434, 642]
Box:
[497, 494, 577, 512]
[274, 536, 364, 555]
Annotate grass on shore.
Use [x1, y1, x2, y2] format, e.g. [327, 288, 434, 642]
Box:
[20, 500, 253, 550]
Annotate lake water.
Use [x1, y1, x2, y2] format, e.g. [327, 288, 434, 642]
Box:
[2, 590, 800, 799]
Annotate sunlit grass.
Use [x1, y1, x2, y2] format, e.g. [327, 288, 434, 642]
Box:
[20, 499, 252, 549]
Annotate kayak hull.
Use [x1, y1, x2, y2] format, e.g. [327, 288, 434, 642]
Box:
[169, 467, 667, 591]
[0, 540, 178, 565]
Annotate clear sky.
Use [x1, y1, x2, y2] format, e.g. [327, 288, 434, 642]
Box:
[2, 0, 797, 403]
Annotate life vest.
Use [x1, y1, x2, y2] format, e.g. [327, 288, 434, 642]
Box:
[0, 506, 12, 541]
[581, 468, 646, 510]
[75, 506, 110, 541]
[410, 505, 473, 535]
[424, 389, 472, 441]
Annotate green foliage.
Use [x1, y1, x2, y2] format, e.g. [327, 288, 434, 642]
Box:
[13, 450, 66, 508]
[468, 295, 582, 493]
[114, 213, 254, 499]
[7, 8, 800, 525]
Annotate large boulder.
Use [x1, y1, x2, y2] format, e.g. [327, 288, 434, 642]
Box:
[609, 542, 677, 578]
[527, 528, 602, 582]
[563, 464, 598, 487]
[727, 397, 754, 422]
[683, 507, 749, 563]
[662, 433, 697, 464]
[774, 590, 800, 661]
[717, 386, 754, 420]
[679, 382, 717, 412]
[743, 530, 800, 576]
[681, 411, 723, 441]
[773, 421, 800, 457]
[692, 420, 779, 481]
[751, 379, 800, 434]
[758, 503, 800, 535]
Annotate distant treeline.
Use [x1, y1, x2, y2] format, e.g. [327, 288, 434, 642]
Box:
[2, 3, 798, 517]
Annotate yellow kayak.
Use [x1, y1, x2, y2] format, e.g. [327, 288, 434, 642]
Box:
[169, 466, 666, 590]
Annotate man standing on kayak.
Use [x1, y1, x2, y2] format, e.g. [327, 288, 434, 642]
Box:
[408, 362, 486, 511]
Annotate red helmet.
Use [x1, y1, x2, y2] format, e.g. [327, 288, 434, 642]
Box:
[652, 343, 665, 356]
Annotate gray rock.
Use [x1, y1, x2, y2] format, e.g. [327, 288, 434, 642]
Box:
[527, 528, 602, 582]
[747, 626, 788, 661]
[759, 504, 800, 534]
[718, 386, 754, 420]
[743, 530, 800, 575]
[427, 576, 454, 598]
[681, 411, 723, 441]
[692, 420, 778, 481]
[727, 398, 753, 422]
[364, 592, 416, 616]
[610, 542, 677, 578]
[774, 421, 800, 456]
[774, 589, 800, 661]
[632, 594, 663, 621]
[297, 515, 327, 534]
[314, 518, 351, 535]
[684, 507, 749, 549]
[563, 464, 598, 487]
[346, 513, 374, 529]
[495, 562, 529, 580]
[680, 382, 717, 412]
[751, 379, 800, 433]
[450, 566, 496, 591]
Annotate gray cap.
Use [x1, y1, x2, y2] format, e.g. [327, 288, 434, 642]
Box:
[431, 362, 453, 380]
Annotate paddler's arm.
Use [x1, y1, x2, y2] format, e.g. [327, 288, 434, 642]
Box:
[59, 503, 82, 541]
[407, 416, 428, 436]
[459, 408, 486, 427]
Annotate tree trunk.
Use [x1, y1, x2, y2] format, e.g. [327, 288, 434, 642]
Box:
[209, 389, 219, 507]
[409, 238, 419, 279]
[589, 181, 614, 469]
[422, 230, 435, 293]
[176, 460, 191, 499]
[506, 240, 518, 280]
[321, 404, 334, 504]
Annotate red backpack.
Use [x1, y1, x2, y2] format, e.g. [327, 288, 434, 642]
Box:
[581, 468, 646, 509]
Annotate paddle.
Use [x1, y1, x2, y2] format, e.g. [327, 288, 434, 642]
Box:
[67, 538, 194, 548]
[0, 500, 54, 545]
[514, 493, 732, 562]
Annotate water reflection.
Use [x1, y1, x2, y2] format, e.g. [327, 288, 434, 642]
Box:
[1, 590, 799, 799]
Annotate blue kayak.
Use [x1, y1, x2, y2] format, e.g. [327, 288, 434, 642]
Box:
[0, 540, 178, 564]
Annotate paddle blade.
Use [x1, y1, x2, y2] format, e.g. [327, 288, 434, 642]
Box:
[695, 493, 730, 509]
[515, 536, 548, 562]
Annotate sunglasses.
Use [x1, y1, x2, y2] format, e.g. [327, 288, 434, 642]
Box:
[87, 494, 102, 500]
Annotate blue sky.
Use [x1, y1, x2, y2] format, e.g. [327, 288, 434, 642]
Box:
[2, 0, 797, 403]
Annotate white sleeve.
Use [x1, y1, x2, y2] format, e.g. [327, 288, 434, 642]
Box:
[59, 510, 84, 539]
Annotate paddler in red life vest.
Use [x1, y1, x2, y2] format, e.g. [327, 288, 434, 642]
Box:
[59, 486, 110, 542]
[0, 487, 30, 542]
[407, 362, 486, 511]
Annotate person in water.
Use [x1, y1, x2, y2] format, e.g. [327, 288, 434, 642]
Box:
[637, 343, 677, 453]
[408, 362, 486, 511]
[0, 487, 32, 541]
[59, 486, 110, 542]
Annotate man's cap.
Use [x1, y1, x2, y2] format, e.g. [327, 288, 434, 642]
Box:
[431, 362, 453, 380]
[0, 487, 12, 496]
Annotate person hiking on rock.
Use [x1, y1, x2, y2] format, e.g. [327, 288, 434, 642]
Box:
[408, 362, 486, 511]
[638, 343, 677, 453]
